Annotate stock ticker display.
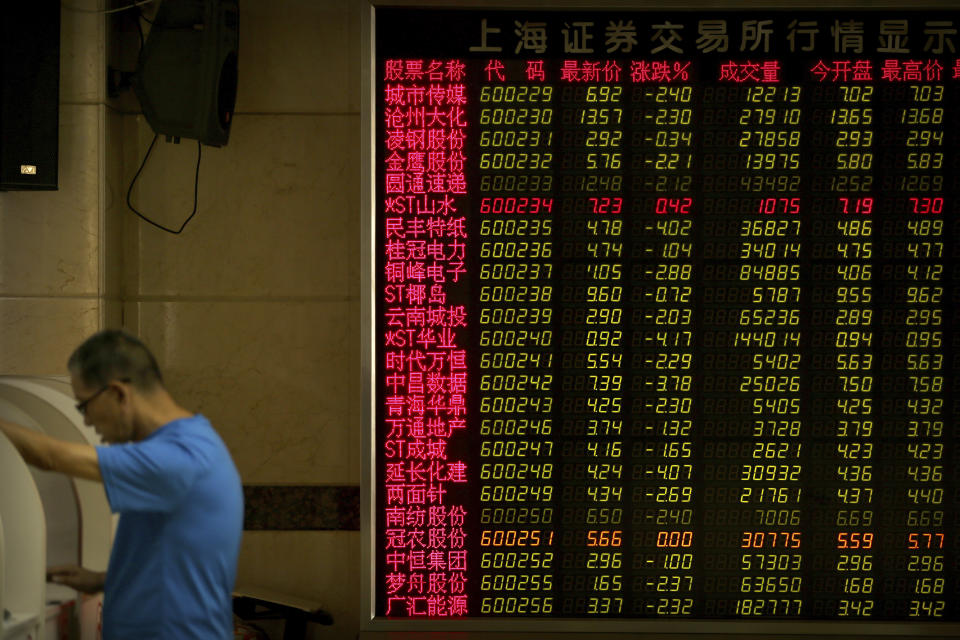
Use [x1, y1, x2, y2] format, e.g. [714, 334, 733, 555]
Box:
[372, 8, 959, 622]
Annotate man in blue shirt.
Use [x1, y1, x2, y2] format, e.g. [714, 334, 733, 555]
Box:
[0, 330, 244, 639]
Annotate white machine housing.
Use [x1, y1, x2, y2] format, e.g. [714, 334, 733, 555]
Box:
[0, 376, 115, 640]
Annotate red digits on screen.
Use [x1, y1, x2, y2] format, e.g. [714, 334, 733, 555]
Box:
[910, 197, 943, 214]
[757, 198, 799, 214]
[588, 530, 624, 547]
[837, 532, 874, 550]
[741, 531, 801, 549]
[656, 198, 692, 215]
[590, 197, 623, 214]
[838, 197, 873, 214]
[908, 532, 945, 550]
[479, 197, 553, 214]
[381, 58, 471, 618]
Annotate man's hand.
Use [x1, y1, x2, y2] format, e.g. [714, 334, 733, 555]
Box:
[47, 566, 106, 594]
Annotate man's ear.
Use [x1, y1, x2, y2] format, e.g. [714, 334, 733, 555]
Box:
[111, 380, 132, 405]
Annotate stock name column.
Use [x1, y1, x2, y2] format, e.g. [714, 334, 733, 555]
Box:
[380, 58, 471, 617]
[475, 57, 556, 617]
[628, 61, 698, 617]
[557, 58, 627, 617]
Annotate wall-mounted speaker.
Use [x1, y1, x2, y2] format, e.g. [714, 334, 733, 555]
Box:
[0, 1, 60, 190]
[134, 0, 238, 147]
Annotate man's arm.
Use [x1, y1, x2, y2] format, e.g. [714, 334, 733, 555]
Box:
[0, 418, 101, 482]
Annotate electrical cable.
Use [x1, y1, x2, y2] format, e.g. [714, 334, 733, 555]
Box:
[117, 4, 203, 236]
[61, 0, 156, 15]
[138, 6, 154, 25]
[126, 134, 203, 235]
[136, 10, 144, 48]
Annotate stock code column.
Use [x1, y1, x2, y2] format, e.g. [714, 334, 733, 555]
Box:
[474, 60, 557, 617]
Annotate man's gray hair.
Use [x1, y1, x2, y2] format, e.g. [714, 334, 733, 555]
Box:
[67, 330, 164, 391]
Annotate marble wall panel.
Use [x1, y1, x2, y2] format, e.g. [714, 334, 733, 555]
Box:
[126, 114, 358, 298]
[237, 0, 356, 114]
[0, 298, 100, 374]
[103, 107, 125, 300]
[131, 299, 355, 484]
[347, 0, 363, 114]
[110, 3, 367, 635]
[119, 115, 143, 299]
[60, 0, 105, 105]
[0, 105, 102, 297]
[236, 530, 360, 640]
[347, 297, 361, 483]
[243, 485, 359, 530]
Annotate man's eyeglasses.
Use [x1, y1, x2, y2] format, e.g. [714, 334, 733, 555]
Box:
[75, 379, 130, 415]
[75, 385, 110, 415]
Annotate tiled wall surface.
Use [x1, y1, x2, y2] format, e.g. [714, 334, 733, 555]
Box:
[0, 0, 120, 373]
[3, 1, 365, 639]
[121, 1, 364, 638]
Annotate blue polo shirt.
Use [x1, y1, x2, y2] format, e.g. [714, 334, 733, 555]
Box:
[97, 414, 243, 640]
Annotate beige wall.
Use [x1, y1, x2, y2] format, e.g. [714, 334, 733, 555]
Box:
[0, 1, 123, 374]
[2, 1, 364, 639]
[119, 2, 364, 638]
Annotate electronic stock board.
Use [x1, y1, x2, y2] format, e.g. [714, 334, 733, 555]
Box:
[362, 2, 960, 636]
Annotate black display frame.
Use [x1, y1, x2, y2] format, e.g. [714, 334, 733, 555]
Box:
[361, 2, 960, 636]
